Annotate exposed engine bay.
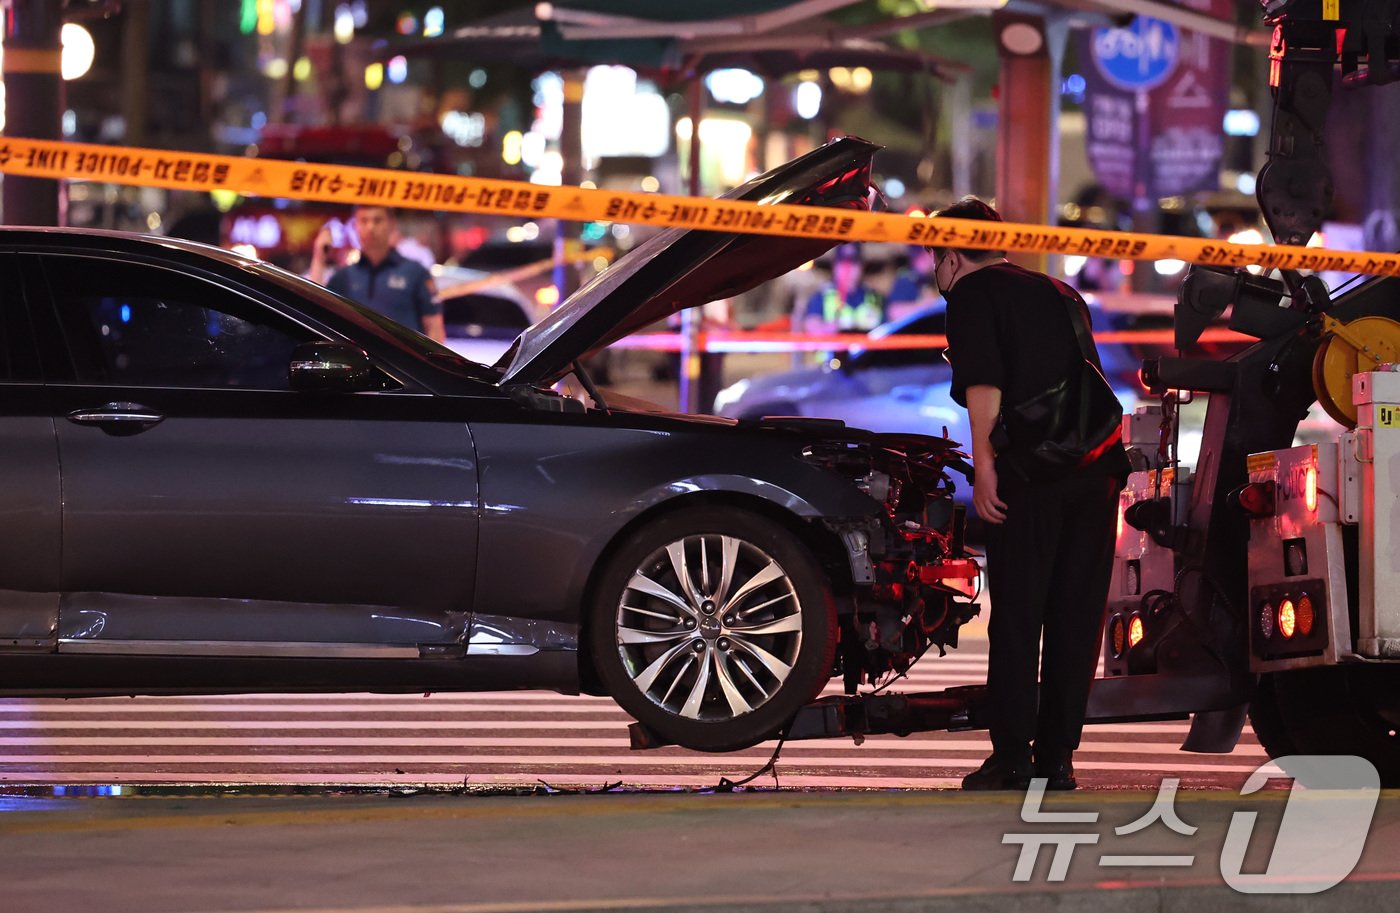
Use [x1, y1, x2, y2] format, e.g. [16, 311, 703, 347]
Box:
[802, 432, 980, 695]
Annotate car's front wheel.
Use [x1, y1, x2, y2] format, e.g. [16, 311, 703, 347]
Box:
[589, 507, 837, 752]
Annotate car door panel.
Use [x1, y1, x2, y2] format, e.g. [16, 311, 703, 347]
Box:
[0, 257, 60, 652]
[28, 254, 479, 656]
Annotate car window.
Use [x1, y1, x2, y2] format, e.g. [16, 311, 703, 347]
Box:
[441, 294, 531, 335]
[0, 256, 43, 383]
[42, 257, 316, 390]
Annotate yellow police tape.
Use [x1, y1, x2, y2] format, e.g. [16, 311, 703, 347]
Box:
[4, 136, 1399, 277]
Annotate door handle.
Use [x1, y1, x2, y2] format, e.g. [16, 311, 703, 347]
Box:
[67, 402, 165, 432]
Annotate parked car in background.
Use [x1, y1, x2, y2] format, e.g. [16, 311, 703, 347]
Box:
[0, 138, 981, 754]
[432, 265, 536, 366]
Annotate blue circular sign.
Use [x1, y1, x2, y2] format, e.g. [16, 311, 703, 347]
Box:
[1092, 16, 1180, 92]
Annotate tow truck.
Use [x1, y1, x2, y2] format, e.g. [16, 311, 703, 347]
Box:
[629, 0, 1400, 785]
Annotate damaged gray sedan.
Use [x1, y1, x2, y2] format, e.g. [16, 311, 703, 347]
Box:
[0, 138, 978, 751]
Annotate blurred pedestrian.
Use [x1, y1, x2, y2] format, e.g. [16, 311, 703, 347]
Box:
[934, 196, 1128, 792]
[310, 204, 445, 343]
[802, 243, 884, 334]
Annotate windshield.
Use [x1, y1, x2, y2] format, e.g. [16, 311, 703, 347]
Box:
[246, 257, 504, 382]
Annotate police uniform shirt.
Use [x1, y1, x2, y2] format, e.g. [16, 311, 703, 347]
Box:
[944, 261, 1129, 481]
[327, 249, 439, 330]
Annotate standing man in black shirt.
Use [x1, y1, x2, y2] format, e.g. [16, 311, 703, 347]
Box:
[933, 197, 1130, 791]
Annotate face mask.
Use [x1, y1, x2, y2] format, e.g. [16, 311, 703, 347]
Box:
[934, 253, 956, 296]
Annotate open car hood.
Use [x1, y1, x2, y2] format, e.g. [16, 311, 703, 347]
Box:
[496, 136, 881, 388]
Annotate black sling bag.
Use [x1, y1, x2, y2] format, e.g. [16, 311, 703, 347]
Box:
[991, 287, 1124, 481]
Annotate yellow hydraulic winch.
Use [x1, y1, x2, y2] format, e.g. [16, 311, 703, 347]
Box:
[1312, 314, 1400, 427]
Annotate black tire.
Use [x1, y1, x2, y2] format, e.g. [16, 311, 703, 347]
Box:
[1246, 673, 1299, 762]
[589, 507, 838, 752]
[1253, 667, 1400, 786]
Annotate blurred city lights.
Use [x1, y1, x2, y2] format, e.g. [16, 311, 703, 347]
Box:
[582, 66, 669, 162]
[264, 57, 289, 79]
[424, 7, 445, 37]
[387, 55, 409, 84]
[334, 4, 355, 43]
[536, 286, 561, 308]
[706, 69, 764, 105]
[364, 62, 384, 90]
[469, 68, 488, 89]
[532, 72, 565, 141]
[396, 13, 419, 35]
[1224, 109, 1261, 137]
[794, 81, 822, 119]
[293, 56, 312, 82]
[885, 178, 906, 199]
[1155, 259, 1187, 275]
[61, 24, 95, 80]
[640, 176, 660, 193]
[674, 118, 753, 185]
[257, 0, 276, 35]
[441, 111, 486, 147]
[532, 150, 564, 185]
[1237, 173, 1258, 194]
[521, 131, 547, 168]
[850, 67, 873, 93]
[502, 131, 524, 166]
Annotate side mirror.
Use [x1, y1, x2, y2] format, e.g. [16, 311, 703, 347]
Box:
[289, 342, 375, 393]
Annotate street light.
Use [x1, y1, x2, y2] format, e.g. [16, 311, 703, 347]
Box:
[60, 24, 94, 81]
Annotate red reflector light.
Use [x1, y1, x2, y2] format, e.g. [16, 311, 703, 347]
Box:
[1236, 481, 1276, 518]
[1305, 465, 1318, 512]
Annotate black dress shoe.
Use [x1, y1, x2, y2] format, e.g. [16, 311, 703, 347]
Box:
[1033, 747, 1077, 791]
[961, 753, 1034, 791]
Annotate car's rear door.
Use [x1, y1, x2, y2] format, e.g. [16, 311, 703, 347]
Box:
[22, 250, 479, 659]
[0, 254, 61, 652]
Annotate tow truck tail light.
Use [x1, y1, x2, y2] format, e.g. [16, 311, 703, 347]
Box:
[1128, 614, 1145, 649]
[1109, 614, 1127, 658]
[1296, 593, 1315, 637]
[1305, 465, 1318, 512]
[1259, 600, 1275, 639]
[1279, 599, 1297, 639]
[1234, 480, 1277, 518]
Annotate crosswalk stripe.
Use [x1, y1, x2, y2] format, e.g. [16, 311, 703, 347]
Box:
[0, 642, 1275, 789]
[0, 753, 1276, 770]
[0, 719, 1245, 735]
[0, 736, 1270, 754]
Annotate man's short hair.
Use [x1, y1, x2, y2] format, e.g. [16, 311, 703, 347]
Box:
[353, 202, 399, 220]
[928, 195, 1005, 260]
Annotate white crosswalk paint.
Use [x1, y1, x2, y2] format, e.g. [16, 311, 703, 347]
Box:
[0, 646, 1271, 789]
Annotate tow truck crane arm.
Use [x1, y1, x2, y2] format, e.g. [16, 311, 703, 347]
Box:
[1258, 0, 1400, 247]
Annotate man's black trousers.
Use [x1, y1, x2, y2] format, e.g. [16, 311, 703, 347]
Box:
[983, 470, 1121, 756]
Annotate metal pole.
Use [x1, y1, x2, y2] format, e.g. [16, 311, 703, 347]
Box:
[553, 69, 584, 304]
[2, 0, 63, 225]
[679, 77, 704, 413]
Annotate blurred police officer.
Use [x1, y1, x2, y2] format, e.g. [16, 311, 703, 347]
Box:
[311, 204, 445, 343]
